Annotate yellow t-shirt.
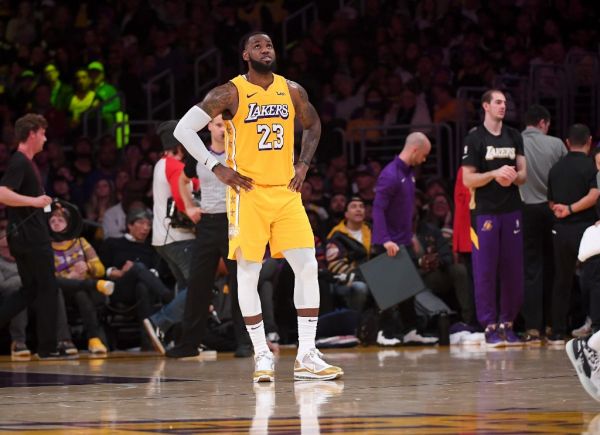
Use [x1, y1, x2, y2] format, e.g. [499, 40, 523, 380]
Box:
[226, 74, 296, 186]
[69, 91, 95, 122]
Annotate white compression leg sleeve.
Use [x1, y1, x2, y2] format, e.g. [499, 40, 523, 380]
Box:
[236, 251, 263, 318]
[283, 248, 320, 309]
[237, 251, 269, 355]
[284, 248, 320, 357]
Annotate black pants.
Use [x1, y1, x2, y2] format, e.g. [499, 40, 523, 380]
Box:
[371, 245, 417, 335]
[111, 262, 168, 322]
[57, 277, 105, 339]
[522, 203, 554, 332]
[581, 255, 600, 332]
[0, 244, 58, 353]
[551, 221, 590, 335]
[179, 214, 249, 349]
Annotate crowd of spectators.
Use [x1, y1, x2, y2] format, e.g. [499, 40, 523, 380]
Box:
[0, 1, 599, 355]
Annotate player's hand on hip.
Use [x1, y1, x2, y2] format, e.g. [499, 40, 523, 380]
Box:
[31, 195, 52, 208]
[185, 206, 202, 223]
[383, 241, 400, 257]
[213, 164, 253, 193]
[288, 163, 308, 192]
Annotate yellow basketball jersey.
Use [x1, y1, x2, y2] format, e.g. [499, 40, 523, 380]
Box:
[226, 74, 296, 186]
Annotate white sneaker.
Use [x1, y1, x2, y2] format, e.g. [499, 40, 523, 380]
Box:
[253, 351, 275, 383]
[572, 317, 593, 338]
[403, 329, 439, 345]
[376, 330, 401, 347]
[294, 349, 343, 381]
[566, 338, 600, 402]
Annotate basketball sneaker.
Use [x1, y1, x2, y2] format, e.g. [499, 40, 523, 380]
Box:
[143, 318, 166, 355]
[376, 330, 402, 347]
[572, 317, 592, 338]
[498, 323, 523, 347]
[253, 350, 275, 383]
[521, 329, 542, 346]
[485, 325, 505, 348]
[88, 337, 108, 355]
[11, 341, 31, 361]
[57, 340, 79, 357]
[566, 337, 600, 402]
[294, 349, 343, 381]
[96, 280, 115, 296]
[402, 329, 439, 345]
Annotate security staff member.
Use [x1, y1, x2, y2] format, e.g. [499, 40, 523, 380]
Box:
[547, 124, 599, 344]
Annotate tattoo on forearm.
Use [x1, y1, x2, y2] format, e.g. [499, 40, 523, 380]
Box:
[291, 81, 321, 164]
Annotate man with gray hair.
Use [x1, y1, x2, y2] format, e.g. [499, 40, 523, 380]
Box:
[519, 104, 566, 344]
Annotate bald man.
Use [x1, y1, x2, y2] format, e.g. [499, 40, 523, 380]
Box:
[371, 132, 438, 346]
[373, 132, 431, 256]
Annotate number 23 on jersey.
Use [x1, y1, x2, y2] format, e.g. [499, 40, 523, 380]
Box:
[257, 123, 284, 150]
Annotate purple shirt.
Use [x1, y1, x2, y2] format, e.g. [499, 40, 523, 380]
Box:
[372, 157, 415, 247]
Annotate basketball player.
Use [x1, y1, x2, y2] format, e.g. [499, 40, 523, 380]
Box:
[174, 32, 342, 382]
[462, 89, 527, 347]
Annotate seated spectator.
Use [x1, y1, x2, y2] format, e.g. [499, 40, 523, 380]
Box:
[102, 183, 147, 239]
[325, 197, 371, 312]
[330, 170, 350, 196]
[424, 193, 454, 241]
[412, 205, 475, 326]
[301, 181, 328, 238]
[305, 168, 328, 207]
[84, 178, 117, 232]
[114, 169, 130, 202]
[345, 87, 385, 144]
[44, 63, 73, 112]
[68, 69, 95, 129]
[32, 84, 67, 140]
[326, 193, 348, 232]
[100, 208, 174, 347]
[432, 84, 458, 124]
[384, 84, 432, 133]
[87, 61, 122, 128]
[352, 165, 376, 202]
[49, 207, 114, 355]
[0, 213, 78, 359]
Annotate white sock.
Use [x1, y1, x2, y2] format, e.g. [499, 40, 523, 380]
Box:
[247, 320, 269, 355]
[297, 316, 317, 358]
[588, 330, 600, 352]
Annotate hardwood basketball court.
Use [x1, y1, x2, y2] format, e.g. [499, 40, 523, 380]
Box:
[0, 345, 597, 434]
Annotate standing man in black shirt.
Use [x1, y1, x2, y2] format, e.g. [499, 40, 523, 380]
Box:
[547, 124, 599, 344]
[462, 89, 527, 348]
[0, 114, 61, 359]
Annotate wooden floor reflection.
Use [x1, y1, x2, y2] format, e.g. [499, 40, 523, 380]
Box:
[0, 345, 598, 434]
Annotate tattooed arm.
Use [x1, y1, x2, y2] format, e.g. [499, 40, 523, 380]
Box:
[287, 80, 321, 191]
[174, 83, 253, 191]
[198, 82, 238, 118]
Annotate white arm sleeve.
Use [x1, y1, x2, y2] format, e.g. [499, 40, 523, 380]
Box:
[173, 106, 221, 171]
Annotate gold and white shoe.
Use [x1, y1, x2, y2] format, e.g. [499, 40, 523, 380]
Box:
[253, 350, 275, 383]
[294, 349, 343, 381]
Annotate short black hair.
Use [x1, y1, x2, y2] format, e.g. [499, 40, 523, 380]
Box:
[345, 196, 364, 212]
[568, 124, 591, 147]
[524, 104, 550, 126]
[242, 31, 271, 49]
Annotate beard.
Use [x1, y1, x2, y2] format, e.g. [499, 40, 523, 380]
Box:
[249, 57, 277, 74]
